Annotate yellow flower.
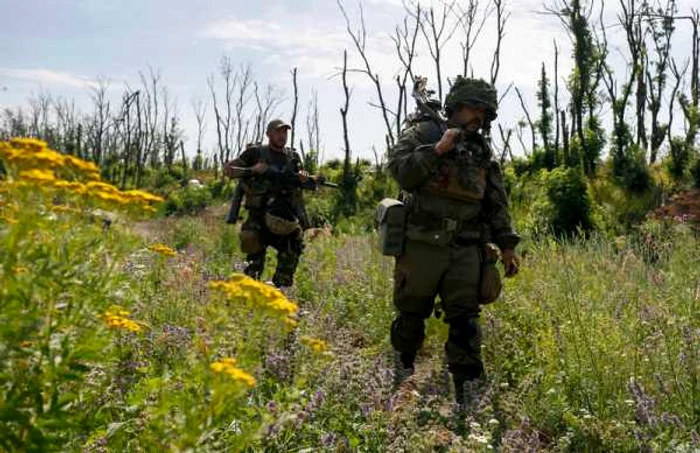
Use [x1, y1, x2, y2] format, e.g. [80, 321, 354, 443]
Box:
[12, 266, 29, 275]
[208, 274, 300, 320]
[102, 306, 144, 333]
[148, 244, 177, 257]
[122, 189, 165, 204]
[210, 358, 256, 388]
[225, 367, 257, 387]
[300, 336, 328, 353]
[283, 317, 298, 329]
[53, 180, 87, 194]
[0, 214, 17, 225]
[19, 169, 56, 184]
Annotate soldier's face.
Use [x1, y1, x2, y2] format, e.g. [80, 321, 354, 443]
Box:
[267, 127, 289, 149]
[454, 105, 487, 131]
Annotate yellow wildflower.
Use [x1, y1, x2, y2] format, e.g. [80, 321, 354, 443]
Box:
[226, 367, 257, 387]
[12, 266, 29, 275]
[102, 306, 144, 333]
[210, 358, 256, 388]
[300, 336, 329, 353]
[19, 169, 56, 184]
[148, 244, 177, 257]
[122, 189, 165, 204]
[85, 181, 121, 194]
[283, 317, 298, 329]
[208, 274, 300, 319]
[53, 180, 87, 194]
[0, 214, 17, 225]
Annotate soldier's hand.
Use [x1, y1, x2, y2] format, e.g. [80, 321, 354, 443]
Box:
[435, 128, 462, 156]
[251, 162, 269, 175]
[298, 170, 310, 183]
[501, 248, 520, 277]
[223, 161, 234, 178]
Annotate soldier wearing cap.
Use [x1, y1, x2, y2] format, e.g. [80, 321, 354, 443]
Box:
[388, 77, 521, 405]
[223, 119, 309, 287]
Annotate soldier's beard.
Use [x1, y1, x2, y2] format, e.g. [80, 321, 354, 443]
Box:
[464, 119, 483, 132]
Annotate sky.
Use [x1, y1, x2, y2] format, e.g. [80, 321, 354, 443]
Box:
[1, 0, 697, 161]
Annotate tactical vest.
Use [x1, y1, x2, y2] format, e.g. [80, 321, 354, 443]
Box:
[405, 124, 493, 246]
[241, 145, 310, 230]
[242, 145, 301, 210]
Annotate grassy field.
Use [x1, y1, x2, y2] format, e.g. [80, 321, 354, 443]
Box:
[2, 140, 699, 451]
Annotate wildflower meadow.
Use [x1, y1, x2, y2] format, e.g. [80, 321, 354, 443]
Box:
[1, 139, 699, 451]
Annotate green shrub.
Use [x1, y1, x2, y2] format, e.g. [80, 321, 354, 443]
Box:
[163, 186, 213, 216]
[544, 167, 594, 236]
[691, 157, 700, 188]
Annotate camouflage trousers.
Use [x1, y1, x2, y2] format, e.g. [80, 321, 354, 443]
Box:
[391, 239, 484, 379]
[240, 214, 304, 288]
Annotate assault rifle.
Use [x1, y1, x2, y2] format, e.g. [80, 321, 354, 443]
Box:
[225, 167, 338, 224]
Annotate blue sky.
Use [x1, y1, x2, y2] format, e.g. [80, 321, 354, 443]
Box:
[1, 0, 697, 160]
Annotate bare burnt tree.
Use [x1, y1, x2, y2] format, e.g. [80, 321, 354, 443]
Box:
[547, 0, 600, 150]
[497, 123, 514, 164]
[392, 2, 421, 134]
[553, 40, 561, 153]
[192, 97, 207, 170]
[115, 89, 140, 189]
[290, 67, 299, 151]
[644, 0, 677, 163]
[233, 64, 254, 156]
[0, 107, 29, 139]
[54, 97, 83, 159]
[457, 0, 491, 77]
[305, 89, 321, 171]
[490, 0, 510, 86]
[668, 59, 688, 145]
[28, 91, 53, 143]
[338, 0, 396, 147]
[417, 0, 463, 101]
[252, 82, 282, 144]
[88, 78, 111, 164]
[339, 49, 356, 214]
[208, 57, 236, 175]
[139, 67, 162, 168]
[515, 86, 538, 154]
[340, 50, 352, 177]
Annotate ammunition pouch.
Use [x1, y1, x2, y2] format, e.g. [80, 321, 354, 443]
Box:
[239, 229, 263, 254]
[375, 198, 406, 256]
[479, 243, 502, 304]
[264, 212, 300, 236]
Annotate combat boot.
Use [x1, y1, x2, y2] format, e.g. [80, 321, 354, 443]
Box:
[452, 365, 485, 407]
[393, 351, 416, 387]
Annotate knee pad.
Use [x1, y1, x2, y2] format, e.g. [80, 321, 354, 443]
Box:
[391, 314, 426, 353]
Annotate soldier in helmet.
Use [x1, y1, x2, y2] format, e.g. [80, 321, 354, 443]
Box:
[223, 119, 309, 288]
[388, 77, 521, 404]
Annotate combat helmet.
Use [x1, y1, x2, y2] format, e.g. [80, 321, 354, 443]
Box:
[444, 76, 498, 123]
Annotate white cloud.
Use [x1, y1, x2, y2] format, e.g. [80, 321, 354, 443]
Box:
[0, 68, 98, 89]
[201, 17, 353, 78]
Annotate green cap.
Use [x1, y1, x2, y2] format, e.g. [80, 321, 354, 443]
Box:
[266, 119, 291, 134]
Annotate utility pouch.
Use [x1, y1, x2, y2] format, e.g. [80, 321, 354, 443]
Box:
[479, 243, 503, 304]
[239, 229, 263, 254]
[375, 198, 406, 256]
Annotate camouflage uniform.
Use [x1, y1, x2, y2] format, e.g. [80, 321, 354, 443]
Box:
[228, 144, 309, 287]
[388, 78, 519, 388]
